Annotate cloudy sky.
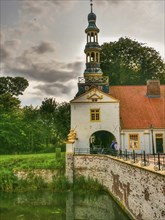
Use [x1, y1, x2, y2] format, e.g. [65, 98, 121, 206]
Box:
[0, 0, 164, 106]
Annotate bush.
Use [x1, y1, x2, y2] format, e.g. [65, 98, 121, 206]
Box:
[0, 170, 18, 192]
[56, 148, 61, 160]
[49, 176, 71, 191]
[74, 176, 104, 192]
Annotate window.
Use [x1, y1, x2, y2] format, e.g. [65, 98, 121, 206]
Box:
[129, 134, 140, 150]
[92, 98, 98, 102]
[90, 109, 100, 121]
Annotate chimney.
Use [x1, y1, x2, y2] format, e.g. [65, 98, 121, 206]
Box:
[146, 79, 160, 98]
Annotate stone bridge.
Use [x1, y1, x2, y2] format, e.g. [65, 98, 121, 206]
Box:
[66, 153, 165, 220]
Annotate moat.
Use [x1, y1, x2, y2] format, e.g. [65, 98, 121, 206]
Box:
[0, 190, 130, 220]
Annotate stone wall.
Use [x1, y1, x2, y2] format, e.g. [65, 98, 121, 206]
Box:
[66, 153, 165, 220]
[14, 169, 57, 183]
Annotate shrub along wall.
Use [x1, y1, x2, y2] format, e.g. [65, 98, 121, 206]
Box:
[66, 154, 165, 220]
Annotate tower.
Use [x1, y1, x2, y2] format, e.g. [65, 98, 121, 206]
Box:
[76, 1, 109, 97]
[67, 0, 120, 152]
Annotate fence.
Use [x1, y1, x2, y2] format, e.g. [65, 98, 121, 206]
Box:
[74, 147, 165, 171]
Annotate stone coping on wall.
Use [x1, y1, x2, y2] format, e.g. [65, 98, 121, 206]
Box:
[72, 153, 165, 177]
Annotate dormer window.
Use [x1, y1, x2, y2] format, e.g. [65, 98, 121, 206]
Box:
[92, 98, 98, 102]
[98, 86, 102, 90]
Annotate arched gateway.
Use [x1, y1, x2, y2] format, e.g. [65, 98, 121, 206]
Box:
[90, 130, 116, 149]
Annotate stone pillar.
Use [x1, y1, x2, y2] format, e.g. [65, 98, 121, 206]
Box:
[66, 143, 74, 153]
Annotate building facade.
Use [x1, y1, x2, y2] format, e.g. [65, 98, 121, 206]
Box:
[66, 2, 165, 154]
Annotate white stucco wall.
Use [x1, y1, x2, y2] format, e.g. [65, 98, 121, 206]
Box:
[71, 101, 120, 149]
[121, 129, 165, 154]
[69, 88, 165, 153]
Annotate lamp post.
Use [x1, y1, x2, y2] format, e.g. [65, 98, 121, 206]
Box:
[150, 124, 155, 155]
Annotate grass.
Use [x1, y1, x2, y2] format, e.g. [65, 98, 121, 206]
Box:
[0, 153, 65, 171]
[0, 152, 66, 192]
[0, 153, 105, 193]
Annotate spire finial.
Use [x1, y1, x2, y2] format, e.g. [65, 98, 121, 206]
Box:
[90, 0, 93, 13]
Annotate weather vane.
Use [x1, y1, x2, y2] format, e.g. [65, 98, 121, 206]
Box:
[90, 0, 93, 12]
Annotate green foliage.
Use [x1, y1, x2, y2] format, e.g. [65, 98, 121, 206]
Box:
[0, 76, 71, 154]
[0, 153, 65, 192]
[0, 97, 70, 154]
[38, 98, 70, 150]
[0, 110, 26, 154]
[55, 102, 71, 140]
[49, 176, 71, 192]
[0, 153, 65, 171]
[101, 37, 165, 85]
[40, 97, 57, 115]
[56, 148, 61, 159]
[0, 76, 29, 96]
[24, 173, 48, 190]
[0, 93, 20, 111]
[0, 169, 18, 191]
[0, 154, 105, 193]
[74, 176, 104, 192]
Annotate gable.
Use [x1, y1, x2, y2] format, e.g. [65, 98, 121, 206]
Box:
[71, 87, 119, 103]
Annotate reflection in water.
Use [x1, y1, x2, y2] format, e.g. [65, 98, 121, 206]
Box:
[0, 191, 130, 220]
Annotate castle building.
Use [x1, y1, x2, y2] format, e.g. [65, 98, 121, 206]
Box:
[67, 2, 165, 154]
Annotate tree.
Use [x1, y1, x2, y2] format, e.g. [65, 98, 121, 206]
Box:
[55, 102, 70, 140]
[40, 98, 58, 116]
[22, 105, 40, 152]
[0, 110, 26, 154]
[100, 37, 165, 85]
[0, 76, 29, 96]
[39, 98, 58, 148]
[39, 99, 70, 148]
[0, 93, 20, 112]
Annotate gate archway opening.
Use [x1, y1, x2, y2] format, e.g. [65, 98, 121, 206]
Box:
[89, 130, 115, 150]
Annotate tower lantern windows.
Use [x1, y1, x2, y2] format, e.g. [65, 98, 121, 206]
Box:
[83, 3, 104, 76]
[94, 33, 97, 42]
[87, 53, 90, 63]
[96, 53, 98, 62]
[91, 32, 94, 42]
[91, 52, 95, 62]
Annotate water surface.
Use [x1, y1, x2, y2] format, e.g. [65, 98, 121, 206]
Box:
[0, 191, 130, 220]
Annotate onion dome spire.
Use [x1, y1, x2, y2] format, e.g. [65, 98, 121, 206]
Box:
[76, 0, 109, 97]
[84, 0, 102, 75]
[90, 0, 93, 13]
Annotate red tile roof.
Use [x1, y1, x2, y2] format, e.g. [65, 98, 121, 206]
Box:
[110, 85, 165, 129]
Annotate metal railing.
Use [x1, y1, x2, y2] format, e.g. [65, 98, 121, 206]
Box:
[74, 148, 165, 171]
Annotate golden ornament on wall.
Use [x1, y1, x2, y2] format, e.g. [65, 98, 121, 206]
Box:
[67, 129, 77, 143]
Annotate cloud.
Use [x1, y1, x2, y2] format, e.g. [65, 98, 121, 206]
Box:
[0, 44, 10, 61]
[23, 20, 46, 33]
[5, 59, 82, 83]
[34, 81, 73, 96]
[96, 0, 164, 47]
[0, 39, 20, 61]
[1, 39, 83, 84]
[1, 36, 82, 102]
[32, 42, 55, 54]
[96, 0, 121, 6]
[22, 0, 75, 16]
